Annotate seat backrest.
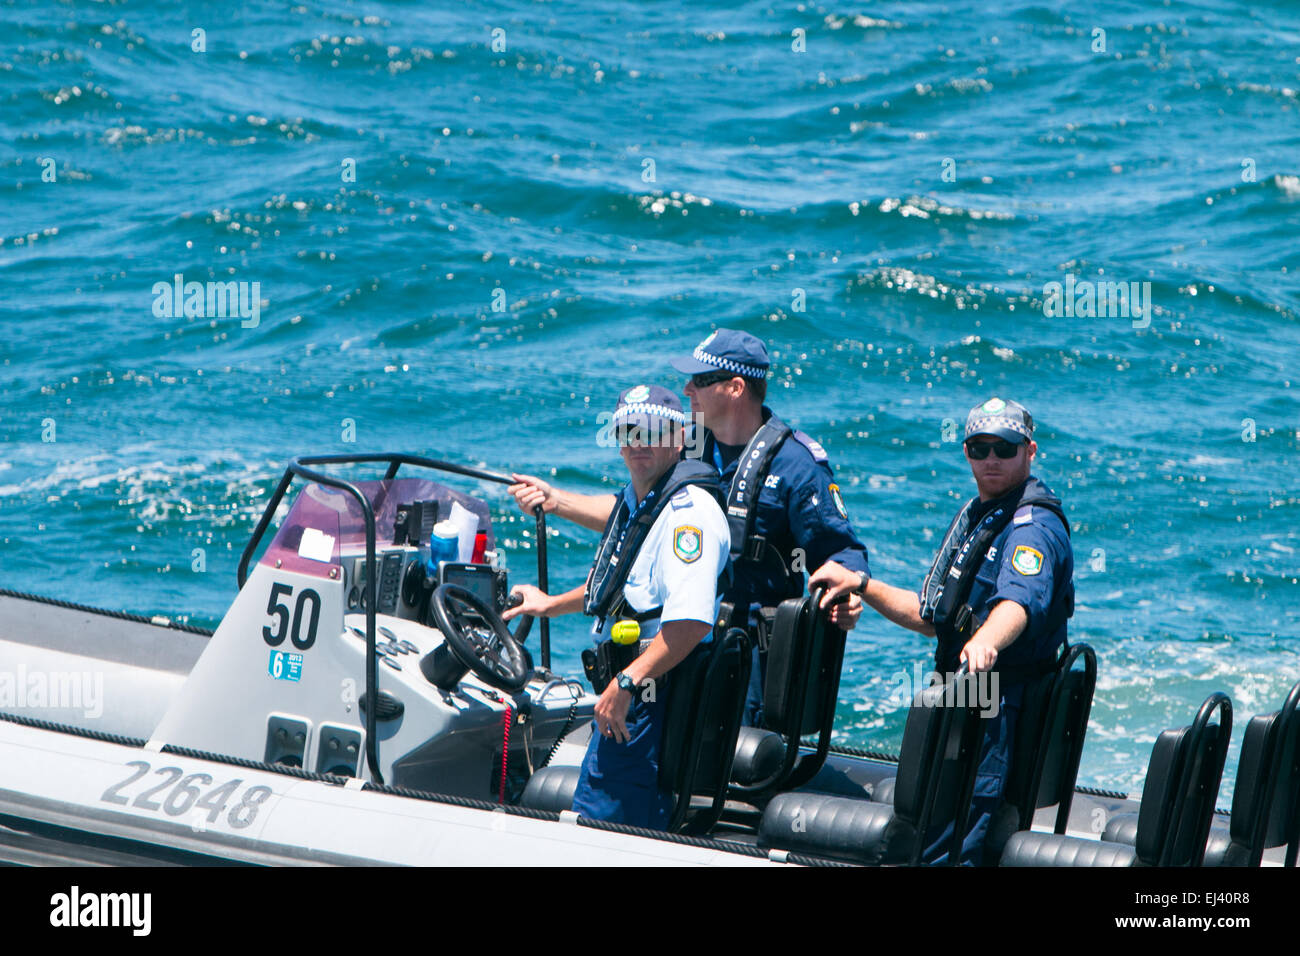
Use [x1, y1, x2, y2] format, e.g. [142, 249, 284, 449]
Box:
[987, 644, 1097, 859]
[891, 671, 984, 865]
[984, 667, 1055, 855]
[1032, 645, 1097, 831]
[763, 591, 843, 738]
[1133, 727, 1192, 865]
[1220, 712, 1280, 866]
[658, 628, 752, 833]
[1135, 693, 1232, 867]
[1267, 680, 1300, 867]
[731, 590, 845, 798]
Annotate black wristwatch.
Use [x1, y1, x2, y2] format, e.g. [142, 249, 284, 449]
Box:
[615, 672, 637, 696]
[854, 571, 869, 596]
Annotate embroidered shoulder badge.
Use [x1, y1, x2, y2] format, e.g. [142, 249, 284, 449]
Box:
[829, 483, 848, 519]
[673, 525, 702, 563]
[1011, 545, 1043, 576]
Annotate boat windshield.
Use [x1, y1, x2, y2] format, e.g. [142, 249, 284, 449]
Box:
[260, 477, 495, 579]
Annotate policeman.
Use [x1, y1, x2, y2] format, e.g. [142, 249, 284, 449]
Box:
[509, 330, 871, 725]
[671, 330, 870, 722]
[504, 385, 730, 830]
[814, 397, 1074, 865]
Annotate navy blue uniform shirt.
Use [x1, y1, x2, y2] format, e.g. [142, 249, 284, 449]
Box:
[936, 486, 1073, 704]
[704, 407, 870, 617]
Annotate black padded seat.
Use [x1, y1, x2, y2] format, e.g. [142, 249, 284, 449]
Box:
[731, 727, 784, 786]
[987, 645, 1097, 859]
[1104, 703, 1298, 867]
[1104, 811, 1230, 865]
[1001, 830, 1137, 867]
[759, 794, 897, 865]
[1001, 694, 1231, 867]
[519, 765, 581, 813]
[518, 633, 752, 832]
[873, 644, 1097, 857]
[1102, 812, 1139, 845]
[730, 591, 846, 800]
[759, 670, 984, 865]
[657, 628, 752, 832]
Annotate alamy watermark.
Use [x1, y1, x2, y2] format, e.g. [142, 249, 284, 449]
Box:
[151, 272, 262, 328]
[49, 886, 151, 936]
[0, 665, 103, 719]
[888, 662, 1000, 718]
[1042, 273, 1151, 329]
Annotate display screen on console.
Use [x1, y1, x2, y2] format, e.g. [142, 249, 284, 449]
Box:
[439, 563, 501, 612]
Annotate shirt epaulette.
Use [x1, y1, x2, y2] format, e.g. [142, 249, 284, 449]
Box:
[790, 429, 829, 463]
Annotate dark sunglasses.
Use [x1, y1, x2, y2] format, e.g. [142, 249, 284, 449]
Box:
[689, 370, 737, 389]
[617, 426, 649, 446]
[965, 439, 1022, 460]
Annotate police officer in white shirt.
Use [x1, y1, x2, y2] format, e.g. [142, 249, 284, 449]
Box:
[504, 385, 729, 829]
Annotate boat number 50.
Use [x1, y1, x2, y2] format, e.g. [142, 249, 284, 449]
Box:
[101, 761, 272, 829]
[263, 582, 321, 650]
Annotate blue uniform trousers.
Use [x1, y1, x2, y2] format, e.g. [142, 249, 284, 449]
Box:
[922, 700, 1019, 866]
[571, 677, 673, 831]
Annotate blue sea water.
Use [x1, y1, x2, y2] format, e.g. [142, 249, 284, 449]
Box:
[1, 0, 1298, 800]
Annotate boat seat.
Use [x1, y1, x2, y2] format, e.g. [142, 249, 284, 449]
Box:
[731, 727, 785, 786]
[518, 725, 783, 814]
[1097, 812, 1233, 865]
[987, 644, 1097, 859]
[868, 644, 1097, 844]
[999, 830, 1138, 867]
[1103, 715, 1273, 862]
[758, 669, 984, 865]
[1003, 693, 1231, 867]
[1102, 679, 1300, 867]
[517, 634, 753, 829]
[758, 793, 896, 864]
[519, 765, 582, 814]
[658, 628, 752, 833]
[729, 589, 846, 802]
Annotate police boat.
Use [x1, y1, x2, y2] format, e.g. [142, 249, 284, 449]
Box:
[0, 452, 1295, 867]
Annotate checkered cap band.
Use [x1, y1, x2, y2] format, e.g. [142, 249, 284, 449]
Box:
[692, 347, 767, 379]
[965, 414, 1034, 441]
[612, 402, 687, 425]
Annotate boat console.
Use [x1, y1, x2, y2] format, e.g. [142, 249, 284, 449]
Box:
[149, 454, 595, 800]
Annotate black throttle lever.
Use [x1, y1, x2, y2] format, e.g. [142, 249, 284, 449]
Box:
[506, 589, 534, 644]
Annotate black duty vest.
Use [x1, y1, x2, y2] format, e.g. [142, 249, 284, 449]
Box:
[710, 414, 793, 572]
[583, 459, 725, 627]
[920, 477, 1073, 681]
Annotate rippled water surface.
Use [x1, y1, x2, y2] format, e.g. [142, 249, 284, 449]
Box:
[2, 0, 1299, 798]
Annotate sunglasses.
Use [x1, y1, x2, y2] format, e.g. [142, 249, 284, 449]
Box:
[689, 370, 737, 389]
[616, 426, 649, 447]
[965, 439, 1022, 460]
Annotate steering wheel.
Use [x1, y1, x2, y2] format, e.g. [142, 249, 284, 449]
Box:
[429, 584, 530, 692]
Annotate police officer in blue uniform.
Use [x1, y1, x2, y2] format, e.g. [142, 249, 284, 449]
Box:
[816, 397, 1074, 865]
[670, 330, 871, 724]
[508, 331, 872, 726]
[505, 385, 730, 830]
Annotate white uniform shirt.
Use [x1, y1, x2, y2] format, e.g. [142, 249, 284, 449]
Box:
[592, 483, 731, 643]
